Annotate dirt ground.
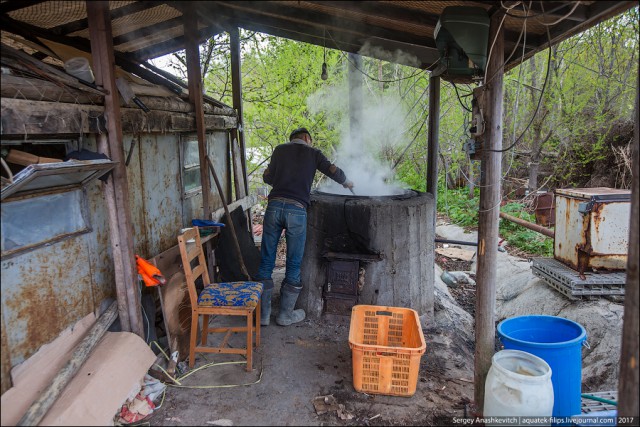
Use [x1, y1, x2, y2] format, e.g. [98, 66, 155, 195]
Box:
[142, 218, 624, 426]
[145, 263, 475, 426]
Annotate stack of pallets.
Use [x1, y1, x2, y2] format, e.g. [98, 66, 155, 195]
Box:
[531, 257, 626, 300]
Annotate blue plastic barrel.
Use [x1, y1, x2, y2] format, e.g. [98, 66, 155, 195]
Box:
[497, 315, 587, 418]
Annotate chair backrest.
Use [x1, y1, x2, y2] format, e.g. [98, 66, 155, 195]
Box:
[177, 226, 210, 308]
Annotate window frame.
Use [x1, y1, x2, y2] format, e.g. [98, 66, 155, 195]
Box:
[1, 187, 92, 259]
[180, 133, 203, 198]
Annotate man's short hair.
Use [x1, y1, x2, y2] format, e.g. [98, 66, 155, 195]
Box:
[289, 127, 311, 141]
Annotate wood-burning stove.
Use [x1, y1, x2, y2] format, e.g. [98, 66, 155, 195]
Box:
[300, 190, 435, 321]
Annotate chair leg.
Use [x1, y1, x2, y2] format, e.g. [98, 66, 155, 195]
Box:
[201, 314, 209, 346]
[189, 311, 199, 368]
[255, 303, 261, 348]
[246, 311, 253, 372]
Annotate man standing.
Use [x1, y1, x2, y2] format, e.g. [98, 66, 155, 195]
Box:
[256, 127, 353, 326]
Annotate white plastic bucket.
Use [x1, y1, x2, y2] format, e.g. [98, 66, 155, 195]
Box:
[64, 57, 94, 83]
[484, 350, 554, 424]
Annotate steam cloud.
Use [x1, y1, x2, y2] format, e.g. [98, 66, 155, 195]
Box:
[308, 53, 417, 196]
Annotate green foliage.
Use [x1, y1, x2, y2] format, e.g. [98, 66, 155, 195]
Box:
[436, 182, 479, 228]
[155, 8, 637, 254]
[499, 203, 554, 256]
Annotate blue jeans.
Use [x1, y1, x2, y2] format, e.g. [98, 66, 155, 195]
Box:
[256, 200, 307, 289]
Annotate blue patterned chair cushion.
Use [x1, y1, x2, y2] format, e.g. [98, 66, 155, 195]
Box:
[198, 281, 263, 307]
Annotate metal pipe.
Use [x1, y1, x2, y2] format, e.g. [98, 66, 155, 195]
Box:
[499, 211, 555, 238]
[435, 238, 478, 247]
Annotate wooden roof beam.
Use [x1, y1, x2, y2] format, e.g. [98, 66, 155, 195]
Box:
[112, 15, 183, 47]
[307, 0, 441, 27]
[206, 0, 438, 48]
[525, 2, 588, 22]
[129, 22, 225, 61]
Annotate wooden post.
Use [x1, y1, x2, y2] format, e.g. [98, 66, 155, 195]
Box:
[474, 11, 504, 413]
[618, 73, 639, 417]
[87, 1, 143, 337]
[426, 76, 440, 199]
[229, 27, 249, 197]
[1, 303, 12, 395]
[16, 301, 118, 426]
[97, 134, 132, 332]
[184, 9, 212, 220]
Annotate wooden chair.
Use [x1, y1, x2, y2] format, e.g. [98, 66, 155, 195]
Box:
[177, 226, 262, 371]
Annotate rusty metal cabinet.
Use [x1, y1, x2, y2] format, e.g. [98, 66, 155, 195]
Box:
[554, 187, 631, 273]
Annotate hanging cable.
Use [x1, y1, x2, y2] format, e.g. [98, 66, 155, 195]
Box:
[484, 1, 531, 87]
[535, 1, 582, 26]
[487, 4, 552, 153]
[451, 82, 472, 112]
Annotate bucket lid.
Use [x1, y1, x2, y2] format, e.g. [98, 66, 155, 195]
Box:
[492, 349, 552, 381]
[497, 315, 587, 348]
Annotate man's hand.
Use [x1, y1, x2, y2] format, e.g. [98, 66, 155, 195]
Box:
[342, 180, 354, 189]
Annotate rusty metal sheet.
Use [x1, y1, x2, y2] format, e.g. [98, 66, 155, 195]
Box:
[1, 236, 93, 367]
[533, 192, 555, 227]
[554, 189, 630, 272]
[140, 133, 183, 256]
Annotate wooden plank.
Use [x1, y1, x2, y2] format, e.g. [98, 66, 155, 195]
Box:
[87, 1, 143, 338]
[0, 44, 106, 96]
[38, 332, 155, 425]
[231, 136, 247, 199]
[150, 245, 191, 361]
[184, 9, 212, 220]
[229, 27, 249, 197]
[1, 312, 96, 424]
[156, 271, 192, 362]
[0, 74, 103, 104]
[435, 247, 476, 262]
[1, 303, 13, 396]
[211, 194, 257, 222]
[618, 73, 639, 417]
[16, 302, 117, 426]
[474, 11, 504, 414]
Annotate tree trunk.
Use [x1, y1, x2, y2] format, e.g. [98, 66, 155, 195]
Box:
[526, 47, 555, 193]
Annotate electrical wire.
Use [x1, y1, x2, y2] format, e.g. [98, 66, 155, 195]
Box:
[483, 7, 511, 86]
[502, 7, 528, 178]
[484, 1, 531, 87]
[500, 1, 571, 19]
[487, 6, 552, 154]
[535, 1, 582, 26]
[451, 82, 472, 112]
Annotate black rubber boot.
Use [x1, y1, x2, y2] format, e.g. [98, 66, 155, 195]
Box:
[259, 279, 274, 326]
[276, 282, 306, 326]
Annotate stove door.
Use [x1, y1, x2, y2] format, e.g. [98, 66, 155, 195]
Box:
[325, 260, 359, 295]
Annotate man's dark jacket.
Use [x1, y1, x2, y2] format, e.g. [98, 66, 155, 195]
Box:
[263, 138, 347, 208]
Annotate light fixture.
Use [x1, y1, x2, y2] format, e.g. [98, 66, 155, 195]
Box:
[321, 28, 328, 80]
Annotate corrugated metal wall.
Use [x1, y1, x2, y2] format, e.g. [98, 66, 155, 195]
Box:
[1, 129, 231, 369]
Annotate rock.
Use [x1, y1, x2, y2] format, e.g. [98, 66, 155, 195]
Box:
[441, 270, 458, 288]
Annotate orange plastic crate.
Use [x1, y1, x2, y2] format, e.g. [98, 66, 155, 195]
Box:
[348, 305, 426, 397]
